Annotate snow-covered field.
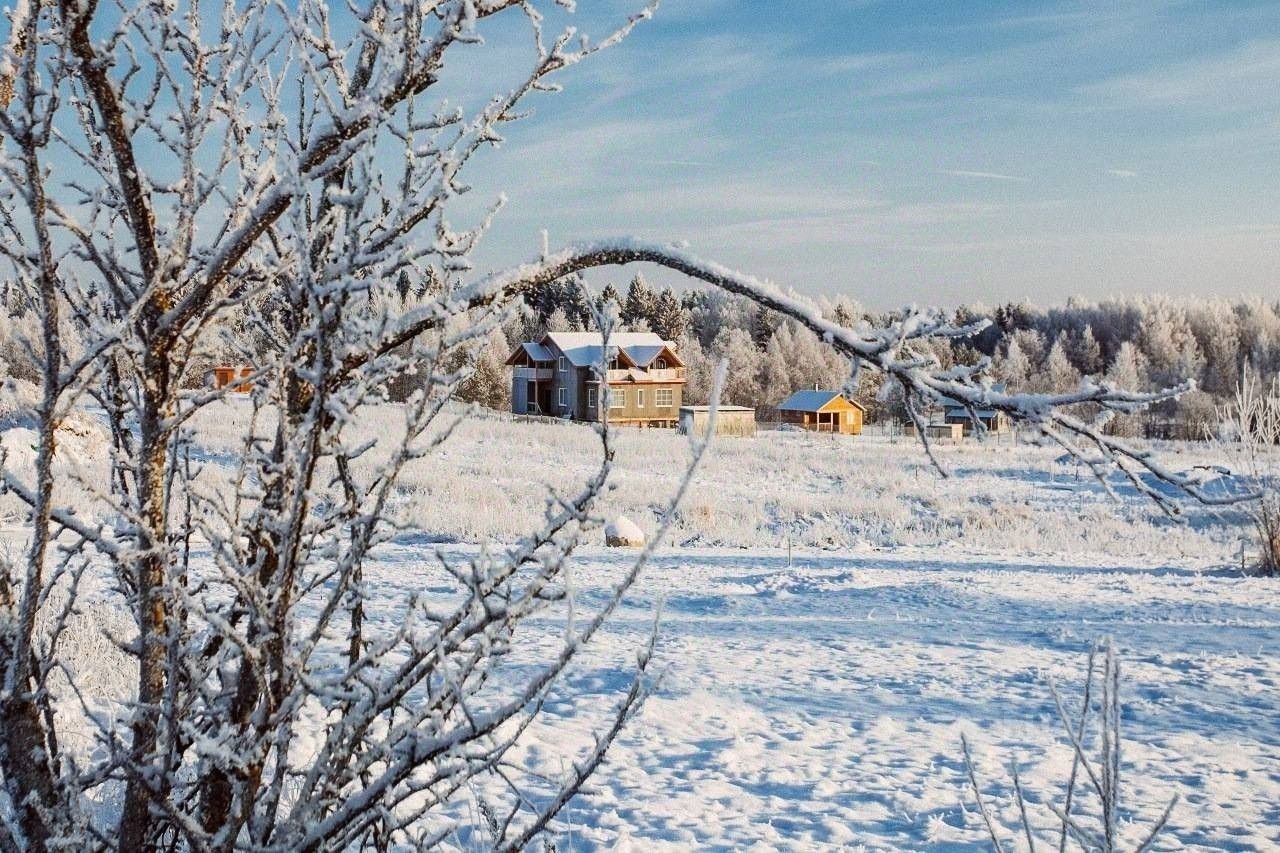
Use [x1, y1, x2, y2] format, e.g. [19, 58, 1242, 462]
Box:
[10, 400, 1280, 850]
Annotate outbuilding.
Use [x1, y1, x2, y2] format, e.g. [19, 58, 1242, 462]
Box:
[210, 365, 254, 393]
[942, 383, 1012, 435]
[678, 405, 757, 437]
[776, 390, 864, 435]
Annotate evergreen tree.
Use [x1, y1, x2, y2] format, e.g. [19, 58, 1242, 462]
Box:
[749, 305, 779, 349]
[621, 273, 655, 328]
[1071, 324, 1104, 376]
[598, 282, 621, 313]
[651, 288, 686, 340]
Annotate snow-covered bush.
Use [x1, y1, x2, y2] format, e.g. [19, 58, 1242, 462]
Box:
[1217, 367, 1280, 574]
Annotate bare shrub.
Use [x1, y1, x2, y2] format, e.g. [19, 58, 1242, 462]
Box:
[963, 639, 1178, 852]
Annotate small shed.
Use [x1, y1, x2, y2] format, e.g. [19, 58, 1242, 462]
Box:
[942, 384, 1012, 435]
[678, 405, 756, 437]
[776, 390, 864, 435]
[907, 422, 964, 442]
[210, 365, 254, 393]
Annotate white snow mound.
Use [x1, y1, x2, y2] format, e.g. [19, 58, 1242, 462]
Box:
[604, 515, 644, 548]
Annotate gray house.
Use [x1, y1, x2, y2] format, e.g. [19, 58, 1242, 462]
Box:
[942, 383, 1012, 434]
[504, 332, 686, 427]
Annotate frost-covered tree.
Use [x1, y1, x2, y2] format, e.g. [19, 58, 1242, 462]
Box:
[1072, 324, 1104, 376]
[675, 331, 715, 406]
[1104, 342, 1149, 437]
[1139, 299, 1204, 389]
[0, 2, 1246, 851]
[998, 334, 1034, 390]
[712, 327, 764, 407]
[458, 328, 512, 411]
[545, 305, 574, 332]
[621, 272, 655, 329]
[1039, 332, 1082, 393]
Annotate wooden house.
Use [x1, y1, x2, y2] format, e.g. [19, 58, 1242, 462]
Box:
[505, 332, 686, 427]
[678, 405, 756, 437]
[776, 390, 864, 435]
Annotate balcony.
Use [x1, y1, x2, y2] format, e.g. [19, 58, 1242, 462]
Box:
[513, 366, 553, 380]
[604, 367, 686, 383]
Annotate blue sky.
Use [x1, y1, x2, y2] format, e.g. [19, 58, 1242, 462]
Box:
[457, 0, 1280, 309]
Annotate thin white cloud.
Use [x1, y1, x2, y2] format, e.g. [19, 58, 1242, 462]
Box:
[1080, 38, 1280, 107]
[941, 169, 1028, 182]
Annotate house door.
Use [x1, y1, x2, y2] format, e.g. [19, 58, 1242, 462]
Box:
[527, 381, 537, 413]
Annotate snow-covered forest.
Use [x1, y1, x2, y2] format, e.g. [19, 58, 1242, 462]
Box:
[486, 273, 1280, 435]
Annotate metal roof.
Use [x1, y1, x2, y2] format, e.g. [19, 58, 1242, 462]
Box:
[520, 342, 554, 362]
[941, 383, 1007, 419]
[777, 390, 864, 412]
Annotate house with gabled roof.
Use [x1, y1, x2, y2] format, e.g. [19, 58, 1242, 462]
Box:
[941, 383, 1012, 435]
[776, 389, 864, 435]
[504, 331, 686, 426]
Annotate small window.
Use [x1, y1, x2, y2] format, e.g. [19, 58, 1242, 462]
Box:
[587, 388, 597, 409]
[656, 388, 673, 408]
[636, 389, 645, 408]
[558, 356, 567, 372]
[610, 389, 625, 409]
[558, 387, 567, 408]
[654, 358, 666, 370]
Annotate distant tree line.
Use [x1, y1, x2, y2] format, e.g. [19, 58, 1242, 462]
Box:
[502, 274, 1280, 437]
[4, 272, 1274, 439]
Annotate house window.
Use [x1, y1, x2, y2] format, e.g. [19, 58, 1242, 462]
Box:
[558, 356, 567, 372]
[558, 387, 567, 409]
[655, 358, 666, 369]
[656, 388, 673, 408]
[610, 389, 625, 409]
[587, 388, 597, 409]
[636, 389, 645, 408]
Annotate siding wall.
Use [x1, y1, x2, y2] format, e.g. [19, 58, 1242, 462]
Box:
[601, 382, 682, 422]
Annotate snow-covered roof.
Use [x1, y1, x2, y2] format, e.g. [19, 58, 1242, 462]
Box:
[542, 332, 675, 368]
[520, 342, 553, 362]
[623, 343, 680, 367]
[777, 390, 863, 412]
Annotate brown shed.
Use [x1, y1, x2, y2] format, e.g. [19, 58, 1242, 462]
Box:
[210, 366, 254, 393]
[776, 390, 864, 435]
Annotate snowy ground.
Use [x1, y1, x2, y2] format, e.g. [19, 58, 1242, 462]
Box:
[9, 400, 1280, 850]
[357, 540, 1280, 851]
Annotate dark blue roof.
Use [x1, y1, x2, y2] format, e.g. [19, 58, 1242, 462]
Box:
[777, 390, 863, 412]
